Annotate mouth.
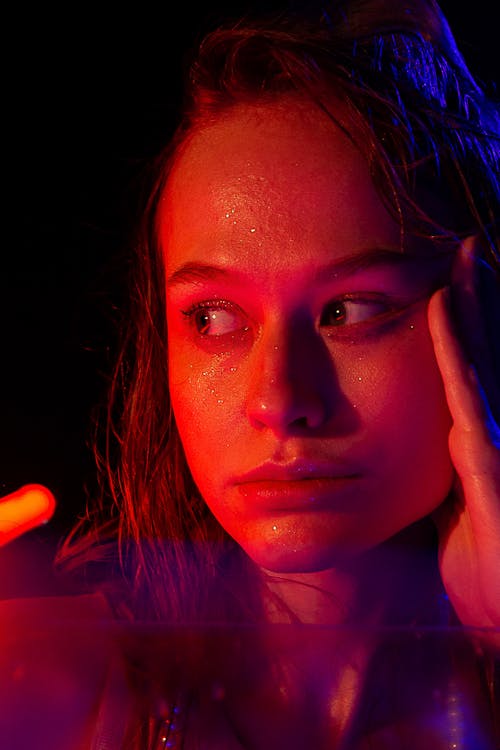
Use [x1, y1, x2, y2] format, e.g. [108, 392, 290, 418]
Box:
[237, 477, 358, 510]
[233, 461, 360, 511]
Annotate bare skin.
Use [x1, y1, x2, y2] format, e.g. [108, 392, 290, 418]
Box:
[160, 98, 499, 746]
[1, 99, 498, 748]
[163, 99, 499, 635]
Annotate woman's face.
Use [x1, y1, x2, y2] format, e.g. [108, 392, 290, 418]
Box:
[161, 98, 454, 573]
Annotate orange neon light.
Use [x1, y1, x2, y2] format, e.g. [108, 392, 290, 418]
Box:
[0, 485, 56, 545]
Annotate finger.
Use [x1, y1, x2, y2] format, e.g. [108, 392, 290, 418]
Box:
[428, 285, 500, 481]
[0, 485, 56, 546]
[428, 286, 494, 437]
[449, 235, 500, 424]
[450, 237, 487, 365]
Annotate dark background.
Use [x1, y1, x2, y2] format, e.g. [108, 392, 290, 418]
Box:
[2, 2, 498, 547]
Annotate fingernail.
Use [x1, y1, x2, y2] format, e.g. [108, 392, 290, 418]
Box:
[440, 285, 451, 309]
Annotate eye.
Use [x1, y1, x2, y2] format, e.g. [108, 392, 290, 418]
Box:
[320, 297, 391, 328]
[182, 300, 249, 337]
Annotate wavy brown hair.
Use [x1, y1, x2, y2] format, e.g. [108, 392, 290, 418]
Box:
[58, 0, 499, 620]
[54, 0, 500, 746]
[56, 1, 499, 739]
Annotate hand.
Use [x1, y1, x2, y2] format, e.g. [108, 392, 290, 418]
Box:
[428, 238, 500, 646]
[0, 485, 56, 547]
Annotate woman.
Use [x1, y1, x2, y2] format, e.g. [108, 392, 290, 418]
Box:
[1, 0, 499, 747]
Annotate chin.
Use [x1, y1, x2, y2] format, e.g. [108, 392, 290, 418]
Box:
[243, 538, 364, 574]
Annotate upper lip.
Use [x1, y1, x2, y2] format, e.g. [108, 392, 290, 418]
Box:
[234, 459, 360, 484]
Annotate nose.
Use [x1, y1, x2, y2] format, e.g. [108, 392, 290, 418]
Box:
[246, 319, 332, 434]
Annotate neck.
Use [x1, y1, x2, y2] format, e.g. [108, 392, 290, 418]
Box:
[261, 520, 441, 628]
[218, 522, 443, 748]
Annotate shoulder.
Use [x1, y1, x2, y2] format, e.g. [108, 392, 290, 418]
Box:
[0, 592, 124, 750]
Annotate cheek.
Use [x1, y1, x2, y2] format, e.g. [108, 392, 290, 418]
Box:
[168, 343, 243, 476]
[336, 311, 448, 425]
[339, 319, 453, 517]
[386, 329, 448, 429]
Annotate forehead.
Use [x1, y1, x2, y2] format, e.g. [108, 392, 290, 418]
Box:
[167, 97, 365, 189]
[159, 97, 404, 276]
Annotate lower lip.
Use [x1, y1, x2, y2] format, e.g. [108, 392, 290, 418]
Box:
[236, 477, 358, 510]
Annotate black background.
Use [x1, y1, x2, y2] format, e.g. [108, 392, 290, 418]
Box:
[2, 2, 498, 542]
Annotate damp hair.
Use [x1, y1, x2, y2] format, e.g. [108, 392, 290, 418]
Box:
[53, 2, 500, 744]
[57, 0, 499, 626]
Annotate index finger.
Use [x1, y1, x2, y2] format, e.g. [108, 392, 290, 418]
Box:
[449, 236, 500, 424]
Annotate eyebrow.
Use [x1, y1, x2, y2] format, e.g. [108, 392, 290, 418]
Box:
[167, 247, 442, 287]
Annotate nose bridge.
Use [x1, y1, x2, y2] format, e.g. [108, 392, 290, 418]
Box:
[246, 314, 330, 431]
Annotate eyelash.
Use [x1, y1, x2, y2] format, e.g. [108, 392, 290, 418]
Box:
[180, 294, 405, 339]
[320, 294, 396, 329]
[181, 299, 250, 337]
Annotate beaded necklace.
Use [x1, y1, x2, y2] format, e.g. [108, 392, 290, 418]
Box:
[152, 703, 185, 749]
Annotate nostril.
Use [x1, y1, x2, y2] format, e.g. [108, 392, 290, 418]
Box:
[245, 327, 332, 432]
[247, 385, 328, 432]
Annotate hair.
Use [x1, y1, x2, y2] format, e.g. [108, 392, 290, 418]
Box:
[57, 0, 500, 621]
[56, 0, 499, 742]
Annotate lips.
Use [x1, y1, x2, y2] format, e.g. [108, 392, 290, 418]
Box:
[233, 460, 360, 511]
